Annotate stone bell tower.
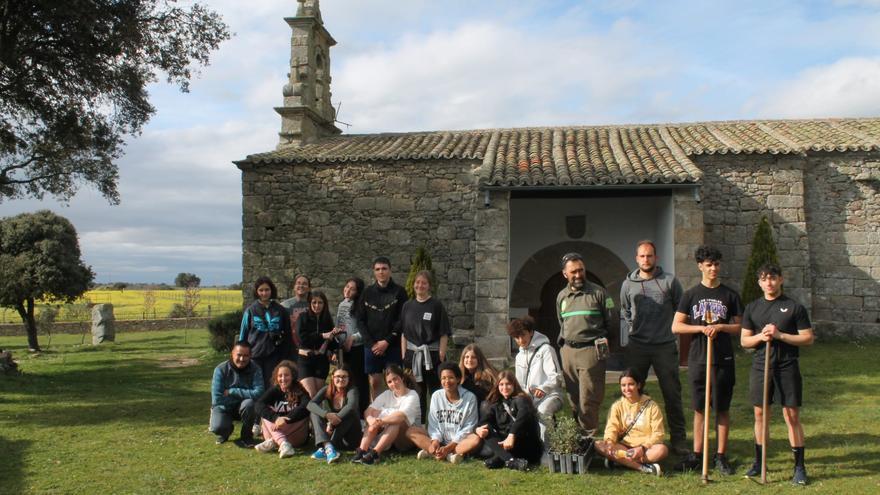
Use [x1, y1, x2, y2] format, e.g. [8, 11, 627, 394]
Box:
[276, 0, 341, 147]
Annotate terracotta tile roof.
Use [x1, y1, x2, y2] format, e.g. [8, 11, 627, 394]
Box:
[238, 118, 880, 187]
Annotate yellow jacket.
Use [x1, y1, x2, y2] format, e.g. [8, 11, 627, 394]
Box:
[603, 394, 665, 448]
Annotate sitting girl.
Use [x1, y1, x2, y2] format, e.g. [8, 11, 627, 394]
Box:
[407, 362, 482, 464]
[307, 366, 362, 464]
[476, 370, 542, 470]
[253, 360, 310, 458]
[595, 368, 669, 476]
[354, 365, 420, 465]
[459, 344, 498, 417]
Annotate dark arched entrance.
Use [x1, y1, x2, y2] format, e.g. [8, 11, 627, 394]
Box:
[511, 240, 629, 367]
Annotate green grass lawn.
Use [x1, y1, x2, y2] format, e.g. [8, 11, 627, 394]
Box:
[1, 331, 878, 494]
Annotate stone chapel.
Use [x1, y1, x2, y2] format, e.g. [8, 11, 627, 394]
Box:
[236, 1, 880, 360]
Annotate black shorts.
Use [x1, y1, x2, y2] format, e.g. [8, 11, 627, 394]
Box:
[364, 340, 402, 374]
[688, 364, 735, 412]
[750, 359, 802, 408]
[298, 353, 330, 380]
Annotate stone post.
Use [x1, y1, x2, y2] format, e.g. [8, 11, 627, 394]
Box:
[91, 303, 116, 345]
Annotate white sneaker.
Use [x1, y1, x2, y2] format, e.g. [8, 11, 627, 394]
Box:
[417, 449, 431, 460]
[447, 453, 463, 464]
[254, 439, 276, 453]
[279, 442, 296, 459]
[252, 423, 262, 440]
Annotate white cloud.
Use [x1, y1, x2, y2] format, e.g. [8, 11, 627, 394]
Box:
[333, 21, 673, 132]
[749, 57, 880, 118]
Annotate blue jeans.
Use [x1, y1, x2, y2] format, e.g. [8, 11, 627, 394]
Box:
[209, 399, 255, 441]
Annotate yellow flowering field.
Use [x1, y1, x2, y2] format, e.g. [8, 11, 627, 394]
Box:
[0, 289, 243, 323]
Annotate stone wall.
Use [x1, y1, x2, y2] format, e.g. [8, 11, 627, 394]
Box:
[697, 152, 880, 339]
[241, 159, 482, 332]
[696, 154, 812, 305]
[672, 188, 704, 289]
[803, 153, 880, 338]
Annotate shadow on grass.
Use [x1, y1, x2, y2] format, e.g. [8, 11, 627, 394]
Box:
[0, 354, 216, 428]
[0, 437, 30, 494]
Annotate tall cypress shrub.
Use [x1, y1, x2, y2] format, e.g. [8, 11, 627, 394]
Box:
[405, 247, 435, 299]
[741, 216, 780, 306]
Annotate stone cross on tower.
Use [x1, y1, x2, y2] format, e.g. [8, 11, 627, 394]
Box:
[276, 0, 341, 147]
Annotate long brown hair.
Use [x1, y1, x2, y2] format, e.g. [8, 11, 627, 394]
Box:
[459, 344, 497, 388]
[325, 365, 351, 401]
[486, 370, 529, 404]
[384, 365, 416, 391]
[273, 360, 307, 405]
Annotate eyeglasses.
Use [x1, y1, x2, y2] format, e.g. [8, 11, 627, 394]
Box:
[332, 375, 350, 380]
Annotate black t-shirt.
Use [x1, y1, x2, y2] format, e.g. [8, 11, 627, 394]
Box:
[398, 297, 452, 346]
[677, 283, 743, 366]
[741, 295, 811, 368]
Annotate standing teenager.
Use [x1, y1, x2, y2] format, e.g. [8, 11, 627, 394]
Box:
[336, 277, 370, 415]
[296, 290, 340, 397]
[740, 263, 814, 485]
[400, 270, 451, 421]
[357, 256, 408, 400]
[239, 277, 292, 389]
[672, 246, 742, 474]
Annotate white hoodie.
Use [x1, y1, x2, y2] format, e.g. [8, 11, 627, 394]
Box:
[514, 331, 562, 409]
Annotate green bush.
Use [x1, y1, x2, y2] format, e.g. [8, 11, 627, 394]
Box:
[741, 216, 780, 307]
[167, 303, 195, 318]
[207, 310, 243, 353]
[405, 246, 435, 299]
[546, 415, 589, 454]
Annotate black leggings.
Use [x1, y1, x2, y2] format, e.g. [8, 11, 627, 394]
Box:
[482, 430, 543, 464]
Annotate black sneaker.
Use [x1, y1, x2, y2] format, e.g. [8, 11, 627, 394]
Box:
[744, 460, 761, 478]
[674, 452, 700, 472]
[215, 435, 227, 445]
[672, 439, 691, 456]
[361, 449, 381, 465]
[233, 437, 255, 449]
[505, 458, 529, 471]
[484, 457, 504, 469]
[604, 457, 616, 470]
[792, 465, 808, 485]
[714, 453, 735, 475]
[351, 448, 366, 463]
[641, 463, 662, 476]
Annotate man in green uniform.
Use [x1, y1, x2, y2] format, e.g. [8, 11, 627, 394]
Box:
[557, 252, 614, 435]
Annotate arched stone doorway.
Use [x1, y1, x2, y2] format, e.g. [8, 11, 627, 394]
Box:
[510, 241, 630, 360]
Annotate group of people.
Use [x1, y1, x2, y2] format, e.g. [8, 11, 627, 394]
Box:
[209, 244, 814, 484]
[561, 242, 813, 484]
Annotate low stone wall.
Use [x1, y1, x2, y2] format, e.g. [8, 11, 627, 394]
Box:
[0, 317, 212, 337]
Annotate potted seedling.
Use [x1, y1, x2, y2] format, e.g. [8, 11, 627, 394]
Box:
[545, 415, 594, 474]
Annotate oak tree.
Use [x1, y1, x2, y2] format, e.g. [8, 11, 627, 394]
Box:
[0, 0, 230, 203]
[0, 210, 94, 351]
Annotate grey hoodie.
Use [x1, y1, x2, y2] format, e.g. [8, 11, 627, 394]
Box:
[619, 266, 683, 346]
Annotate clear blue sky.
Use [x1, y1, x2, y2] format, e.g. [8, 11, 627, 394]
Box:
[1, 0, 878, 285]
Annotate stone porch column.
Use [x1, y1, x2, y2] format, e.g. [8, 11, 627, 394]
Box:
[474, 190, 511, 361]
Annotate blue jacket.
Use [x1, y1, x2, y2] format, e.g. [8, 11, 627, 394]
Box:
[211, 359, 264, 411]
[239, 300, 292, 359]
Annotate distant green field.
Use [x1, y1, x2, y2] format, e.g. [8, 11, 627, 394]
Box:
[0, 289, 243, 323]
